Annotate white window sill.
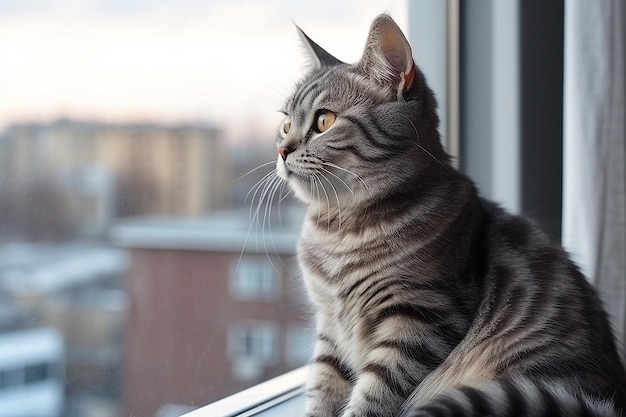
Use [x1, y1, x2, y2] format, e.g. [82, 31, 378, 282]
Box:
[181, 366, 308, 417]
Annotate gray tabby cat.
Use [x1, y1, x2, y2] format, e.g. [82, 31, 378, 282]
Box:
[275, 14, 626, 417]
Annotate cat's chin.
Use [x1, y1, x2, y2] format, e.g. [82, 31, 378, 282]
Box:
[277, 158, 360, 207]
[277, 160, 312, 204]
[291, 184, 316, 204]
[281, 175, 316, 205]
[284, 178, 358, 208]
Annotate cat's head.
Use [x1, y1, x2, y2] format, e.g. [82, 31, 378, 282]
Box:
[276, 14, 447, 207]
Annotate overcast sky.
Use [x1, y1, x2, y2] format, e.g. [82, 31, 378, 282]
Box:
[0, 0, 407, 141]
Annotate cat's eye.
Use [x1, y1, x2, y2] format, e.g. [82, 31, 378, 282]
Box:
[315, 110, 336, 133]
[282, 118, 292, 135]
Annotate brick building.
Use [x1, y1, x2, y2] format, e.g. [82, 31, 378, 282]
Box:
[111, 210, 310, 417]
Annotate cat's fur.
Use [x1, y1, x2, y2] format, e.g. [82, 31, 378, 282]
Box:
[275, 14, 626, 417]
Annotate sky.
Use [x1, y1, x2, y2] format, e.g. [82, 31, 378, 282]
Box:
[0, 0, 408, 142]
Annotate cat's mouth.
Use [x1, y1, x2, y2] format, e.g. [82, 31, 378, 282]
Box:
[283, 165, 307, 181]
[278, 156, 307, 177]
[277, 159, 303, 181]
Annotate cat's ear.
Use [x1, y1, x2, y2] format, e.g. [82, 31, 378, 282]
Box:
[358, 14, 417, 95]
[296, 25, 344, 69]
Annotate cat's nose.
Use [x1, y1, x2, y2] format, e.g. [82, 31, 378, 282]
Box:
[278, 146, 292, 161]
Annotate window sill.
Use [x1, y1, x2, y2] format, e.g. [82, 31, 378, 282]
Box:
[181, 366, 308, 417]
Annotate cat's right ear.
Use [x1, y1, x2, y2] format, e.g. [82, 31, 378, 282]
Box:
[295, 25, 344, 70]
[358, 14, 418, 97]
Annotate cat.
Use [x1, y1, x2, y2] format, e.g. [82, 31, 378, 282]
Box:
[274, 13, 626, 417]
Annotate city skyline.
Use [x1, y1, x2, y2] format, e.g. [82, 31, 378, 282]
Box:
[0, 0, 407, 142]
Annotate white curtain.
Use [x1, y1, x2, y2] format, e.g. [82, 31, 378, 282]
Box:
[562, 0, 626, 358]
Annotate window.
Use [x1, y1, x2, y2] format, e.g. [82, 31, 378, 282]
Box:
[184, 1, 575, 415]
[0, 2, 409, 417]
[230, 258, 281, 302]
[0, 362, 54, 388]
[228, 321, 280, 382]
[0, 368, 22, 390]
[24, 363, 51, 384]
[182, 366, 308, 417]
[228, 322, 279, 362]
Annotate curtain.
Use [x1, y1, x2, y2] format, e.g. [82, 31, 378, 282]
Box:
[562, 0, 626, 358]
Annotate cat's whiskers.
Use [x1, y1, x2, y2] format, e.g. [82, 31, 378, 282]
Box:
[310, 175, 323, 229]
[313, 172, 332, 232]
[251, 172, 277, 229]
[267, 74, 293, 103]
[261, 175, 279, 229]
[262, 174, 285, 271]
[318, 169, 343, 233]
[240, 169, 276, 269]
[238, 160, 277, 180]
[275, 180, 292, 224]
[319, 166, 355, 196]
[402, 115, 449, 170]
[244, 169, 276, 213]
[322, 161, 370, 194]
[245, 171, 276, 257]
[240, 167, 285, 272]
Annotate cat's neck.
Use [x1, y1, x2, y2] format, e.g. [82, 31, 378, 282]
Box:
[304, 165, 479, 240]
[300, 166, 485, 293]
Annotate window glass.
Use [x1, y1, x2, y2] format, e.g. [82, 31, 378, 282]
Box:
[230, 258, 281, 302]
[0, 1, 407, 416]
[24, 363, 51, 384]
[228, 320, 280, 382]
[0, 368, 22, 389]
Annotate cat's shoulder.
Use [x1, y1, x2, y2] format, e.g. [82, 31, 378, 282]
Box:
[478, 197, 563, 258]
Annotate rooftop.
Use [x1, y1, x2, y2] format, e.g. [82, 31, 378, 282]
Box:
[109, 208, 304, 254]
[0, 242, 128, 296]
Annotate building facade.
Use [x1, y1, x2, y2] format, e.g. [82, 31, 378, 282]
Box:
[0, 243, 129, 417]
[0, 120, 230, 238]
[111, 211, 309, 417]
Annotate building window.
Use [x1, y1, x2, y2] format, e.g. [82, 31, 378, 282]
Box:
[0, 368, 22, 390]
[229, 258, 281, 302]
[228, 321, 280, 382]
[228, 321, 279, 362]
[0, 362, 53, 390]
[24, 363, 51, 384]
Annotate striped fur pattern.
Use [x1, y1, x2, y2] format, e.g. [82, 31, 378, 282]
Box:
[275, 14, 626, 417]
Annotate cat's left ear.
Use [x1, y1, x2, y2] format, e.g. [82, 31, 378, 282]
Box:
[358, 14, 417, 97]
[296, 25, 344, 69]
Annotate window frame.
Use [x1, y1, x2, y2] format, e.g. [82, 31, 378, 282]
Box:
[229, 257, 282, 302]
[184, 1, 567, 415]
[181, 366, 308, 417]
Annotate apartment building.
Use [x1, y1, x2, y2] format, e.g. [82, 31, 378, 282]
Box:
[0, 120, 230, 237]
[111, 209, 309, 417]
[0, 243, 129, 417]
